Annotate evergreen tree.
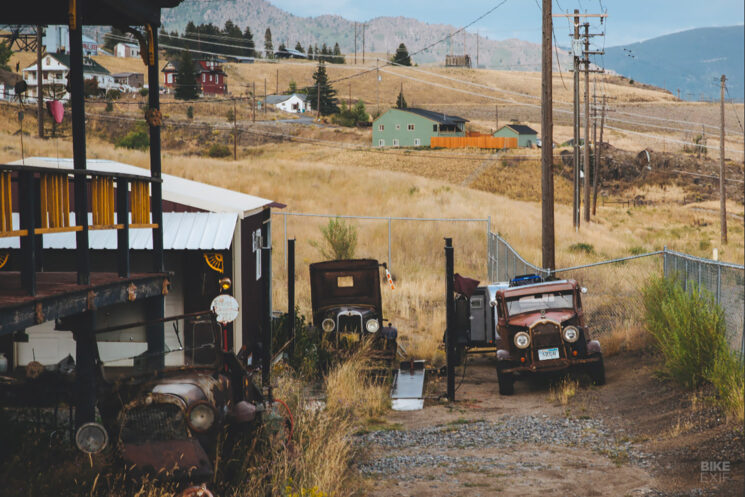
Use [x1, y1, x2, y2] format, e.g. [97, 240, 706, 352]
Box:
[264, 28, 274, 59]
[276, 42, 289, 59]
[0, 42, 12, 72]
[392, 43, 412, 66]
[294, 42, 305, 58]
[243, 26, 256, 58]
[175, 51, 199, 100]
[307, 45, 314, 59]
[308, 61, 338, 116]
[396, 88, 407, 109]
[320, 43, 329, 62]
[332, 42, 345, 64]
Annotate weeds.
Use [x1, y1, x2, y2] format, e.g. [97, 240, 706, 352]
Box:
[309, 217, 358, 261]
[549, 377, 578, 406]
[643, 275, 744, 420]
[569, 242, 595, 255]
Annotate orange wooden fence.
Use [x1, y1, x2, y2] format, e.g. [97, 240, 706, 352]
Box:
[431, 136, 518, 149]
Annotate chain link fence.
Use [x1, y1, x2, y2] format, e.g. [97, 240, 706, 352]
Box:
[488, 232, 745, 356]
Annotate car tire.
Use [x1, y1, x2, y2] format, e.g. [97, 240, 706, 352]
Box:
[587, 355, 606, 385]
[497, 368, 514, 395]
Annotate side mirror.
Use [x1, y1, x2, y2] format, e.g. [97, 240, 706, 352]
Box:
[581, 287, 588, 294]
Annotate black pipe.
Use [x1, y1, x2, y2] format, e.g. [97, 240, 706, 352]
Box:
[73, 311, 96, 429]
[148, 28, 164, 274]
[261, 220, 272, 396]
[18, 171, 36, 295]
[445, 237, 455, 402]
[287, 238, 295, 358]
[116, 177, 130, 277]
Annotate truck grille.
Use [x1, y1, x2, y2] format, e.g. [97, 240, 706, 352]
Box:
[121, 403, 188, 444]
[338, 314, 363, 333]
[531, 322, 563, 349]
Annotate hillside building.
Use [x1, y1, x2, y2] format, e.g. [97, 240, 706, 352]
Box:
[493, 123, 539, 148]
[162, 59, 227, 95]
[115, 42, 140, 58]
[372, 108, 468, 147]
[112, 72, 145, 89]
[22, 53, 114, 102]
[264, 93, 311, 113]
[43, 25, 99, 56]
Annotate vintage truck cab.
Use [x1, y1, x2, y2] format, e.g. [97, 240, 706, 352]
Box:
[493, 278, 605, 395]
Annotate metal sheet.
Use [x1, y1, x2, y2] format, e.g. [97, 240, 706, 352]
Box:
[391, 362, 426, 412]
[392, 398, 424, 411]
[0, 212, 238, 251]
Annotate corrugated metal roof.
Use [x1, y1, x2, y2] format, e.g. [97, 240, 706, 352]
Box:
[0, 212, 237, 250]
[10, 158, 279, 218]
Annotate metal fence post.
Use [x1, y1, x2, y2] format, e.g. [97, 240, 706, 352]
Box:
[388, 217, 392, 272]
[716, 265, 721, 305]
[283, 213, 288, 268]
[486, 216, 491, 279]
[444, 238, 455, 402]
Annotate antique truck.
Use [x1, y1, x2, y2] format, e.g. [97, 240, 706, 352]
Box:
[309, 259, 397, 359]
[74, 314, 267, 496]
[455, 275, 605, 395]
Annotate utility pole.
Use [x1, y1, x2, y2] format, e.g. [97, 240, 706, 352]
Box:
[554, 11, 607, 229]
[720, 74, 727, 244]
[572, 10, 581, 229]
[476, 30, 479, 68]
[36, 25, 44, 139]
[232, 98, 237, 160]
[582, 22, 591, 223]
[317, 78, 321, 120]
[376, 60, 380, 115]
[591, 89, 597, 219]
[264, 78, 267, 115]
[276, 69, 279, 95]
[362, 23, 365, 64]
[592, 95, 606, 216]
[541, 0, 555, 271]
[252, 81, 256, 123]
[349, 82, 352, 107]
[354, 22, 357, 65]
[495, 105, 499, 131]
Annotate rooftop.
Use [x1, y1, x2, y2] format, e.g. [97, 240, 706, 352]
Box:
[500, 124, 538, 135]
[393, 107, 469, 125]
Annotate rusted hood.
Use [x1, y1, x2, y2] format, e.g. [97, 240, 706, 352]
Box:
[507, 310, 575, 328]
[121, 439, 212, 478]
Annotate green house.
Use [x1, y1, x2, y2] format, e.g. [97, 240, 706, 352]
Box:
[372, 108, 468, 147]
[493, 124, 539, 148]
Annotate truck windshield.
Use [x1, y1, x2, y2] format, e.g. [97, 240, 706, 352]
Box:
[506, 291, 574, 316]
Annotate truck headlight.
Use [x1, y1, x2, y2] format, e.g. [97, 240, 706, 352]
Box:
[187, 402, 216, 432]
[365, 319, 380, 333]
[563, 326, 580, 343]
[75, 422, 108, 454]
[514, 332, 531, 349]
[322, 318, 336, 332]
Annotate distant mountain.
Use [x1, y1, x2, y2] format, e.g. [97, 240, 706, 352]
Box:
[603, 26, 744, 102]
[161, 0, 571, 70]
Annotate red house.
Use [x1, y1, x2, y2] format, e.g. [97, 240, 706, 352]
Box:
[162, 59, 227, 95]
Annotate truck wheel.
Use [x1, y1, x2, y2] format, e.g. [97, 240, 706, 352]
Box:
[587, 355, 606, 385]
[497, 369, 514, 395]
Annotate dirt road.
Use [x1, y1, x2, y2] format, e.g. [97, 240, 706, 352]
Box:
[357, 353, 743, 496]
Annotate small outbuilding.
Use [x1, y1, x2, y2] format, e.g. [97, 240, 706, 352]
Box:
[493, 124, 539, 148]
[264, 93, 310, 113]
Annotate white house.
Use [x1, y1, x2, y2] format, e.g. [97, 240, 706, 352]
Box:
[43, 26, 98, 56]
[115, 42, 140, 58]
[265, 93, 311, 113]
[23, 53, 114, 101]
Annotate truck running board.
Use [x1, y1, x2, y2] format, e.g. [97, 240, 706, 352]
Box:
[391, 360, 426, 411]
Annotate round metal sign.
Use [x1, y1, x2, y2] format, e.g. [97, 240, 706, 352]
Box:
[211, 294, 240, 324]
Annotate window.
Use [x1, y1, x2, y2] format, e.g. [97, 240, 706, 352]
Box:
[337, 276, 354, 288]
[433, 124, 438, 132]
[202, 74, 206, 82]
[392, 139, 399, 147]
[414, 138, 421, 146]
[378, 124, 384, 131]
[407, 124, 415, 131]
[395, 124, 400, 130]
[378, 139, 385, 147]
[209, 74, 213, 82]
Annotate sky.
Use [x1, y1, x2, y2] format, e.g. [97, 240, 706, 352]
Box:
[269, 0, 745, 46]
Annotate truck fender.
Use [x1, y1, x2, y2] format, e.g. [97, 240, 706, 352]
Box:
[496, 349, 512, 361]
[587, 340, 602, 355]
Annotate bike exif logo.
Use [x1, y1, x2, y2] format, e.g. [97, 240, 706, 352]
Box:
[700, 461, 730, 483]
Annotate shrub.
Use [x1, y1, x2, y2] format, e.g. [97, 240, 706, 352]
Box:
[226, 108, 235, 122]
[138, 87, 149, 97]
[569, 242, 595, 254]
[331, 100, 369, 127]
[643, 275, 743, 419]
[105, 101, 113, 112]
[116, 129, 149, 150]
[186, 105, 194, 120]
[207, 143, 231, 158]
[105, 89, 121, 100]
[310, 218, 357, 260]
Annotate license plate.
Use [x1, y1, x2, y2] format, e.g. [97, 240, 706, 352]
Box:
[538, 348, 560, 360]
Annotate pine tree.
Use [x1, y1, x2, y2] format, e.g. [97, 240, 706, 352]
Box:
[276, 42, 289, 58]
[307, 45, 314, 59]
[264, 28, 274, 59]
[396, 88, 407, 109]
[309, 61, 338, 116]
[294, 42, 305, 57]
[392, 43, 412, 66]
[175, 51, 199, 100]
[332, 42, 345, 64]
[243, 27, 256, 58]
